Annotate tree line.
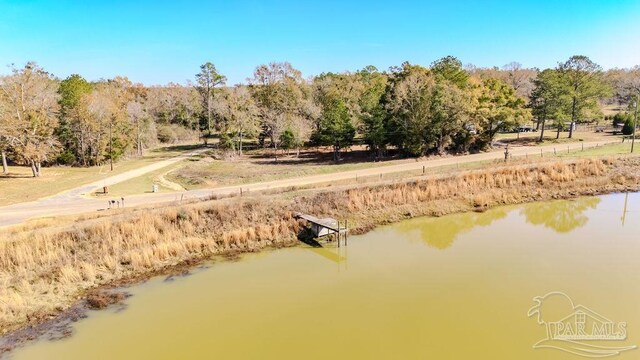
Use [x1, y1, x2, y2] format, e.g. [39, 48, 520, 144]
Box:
[1, 56, 639, 176]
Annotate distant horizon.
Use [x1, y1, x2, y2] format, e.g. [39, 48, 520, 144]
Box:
[1, 0, 639, 85]
[5, 56, 639, 87]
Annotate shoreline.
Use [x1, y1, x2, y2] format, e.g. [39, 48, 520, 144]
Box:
[2, 156, 640, 355]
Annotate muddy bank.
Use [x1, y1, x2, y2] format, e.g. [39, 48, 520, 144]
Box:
[1, 157, 640, 354]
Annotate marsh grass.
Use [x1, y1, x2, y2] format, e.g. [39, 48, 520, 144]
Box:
[1, 157, 640, 334]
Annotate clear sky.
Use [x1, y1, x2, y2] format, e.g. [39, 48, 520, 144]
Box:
[1, 0, 639, 85]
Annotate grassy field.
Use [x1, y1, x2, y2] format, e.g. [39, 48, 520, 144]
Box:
[0, 144, 201, 206]
[2, 133, 631, 203]
[165, 151, 408, 190]
[555, 141, 637, 157]
[103, 138, 638, 198]
[97, 161, 189, 197]
[495, 130, 620, 146]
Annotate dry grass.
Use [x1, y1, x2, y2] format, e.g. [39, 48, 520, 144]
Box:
[0, 143, 202, 206]
[1, 157, 640, 335]
[167, 148, 407, 189]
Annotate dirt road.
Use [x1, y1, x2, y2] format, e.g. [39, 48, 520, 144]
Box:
[0, 140, 617, 227]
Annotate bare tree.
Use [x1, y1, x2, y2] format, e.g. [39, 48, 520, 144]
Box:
[214, 86, 259, 156]
[87, 87, 115, 167]
[249, 62, 313, 160]
[127, 101, 148, 156]
[0, 96, 9, 173]
[0, 62, 60, 177]
[612, 66, 640, 152]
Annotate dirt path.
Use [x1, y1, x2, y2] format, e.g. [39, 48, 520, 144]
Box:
[0, 140, 619, 227]
[156, 171, 186, 192]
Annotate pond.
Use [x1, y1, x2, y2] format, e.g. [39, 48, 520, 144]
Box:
[8, 193, 640, 359]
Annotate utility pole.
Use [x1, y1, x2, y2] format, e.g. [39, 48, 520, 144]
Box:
[109, 119, 114, 171]
[632, 99, 638, 154]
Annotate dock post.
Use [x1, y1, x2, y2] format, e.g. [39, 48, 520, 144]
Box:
[337, 220, 340, 248]
[345, 220, 348, 246]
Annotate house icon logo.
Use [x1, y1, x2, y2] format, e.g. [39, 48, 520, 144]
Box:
[528, 292, 637, 357]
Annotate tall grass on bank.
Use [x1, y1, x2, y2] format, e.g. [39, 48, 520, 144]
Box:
[1, 157, 639, 334]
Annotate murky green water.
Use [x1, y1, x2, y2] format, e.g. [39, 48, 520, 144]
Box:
[8, 193, 640, 359]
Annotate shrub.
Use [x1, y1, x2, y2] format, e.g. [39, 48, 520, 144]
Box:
[280, 129, 296, 150]
[56, 150, 76, 165]
[219, 133, 235, 150]
[613, 112, 631, 128]
[157, 124, 199, 143]
[622, 118, 635, 135]
[157, 124, 177, 143]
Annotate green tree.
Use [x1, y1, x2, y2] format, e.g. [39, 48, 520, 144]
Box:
[558, 56, 611, 138]
[430, 81, 476, 153]
[385, 63, 475, 155]
[385, 66, 435, 155]
[311, 97, 355, 160]
[195, 62, 226, 138]
[362, 104, 387, 159]
[312, 66, 387, 158]
[476, 77, 531, 145]
[356, 66, 388, 158]
[57, 74, 93, 164]
[529, 69, 570, 141]
[431, 56, 469, 88]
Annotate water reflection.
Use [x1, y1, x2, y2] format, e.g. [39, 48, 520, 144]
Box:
[521, 197, 601, 233]
[395, 208, 508, 249]
[307, 246, 347, 265]
[621, 192, 630, 226]
[9, 194, 640, 360]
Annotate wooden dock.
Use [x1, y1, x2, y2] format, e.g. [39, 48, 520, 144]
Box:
[294, 212, 348, 246]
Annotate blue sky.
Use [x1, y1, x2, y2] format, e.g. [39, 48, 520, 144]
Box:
[1, 0, 639, 85]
